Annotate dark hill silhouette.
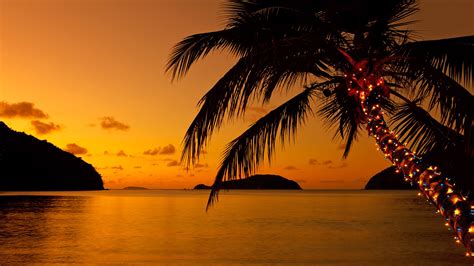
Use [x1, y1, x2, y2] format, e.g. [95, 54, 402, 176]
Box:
[0, 122, 103, 190]
[365, 166, 413, 190]
[365, 147, 473, 191]
[194, 174, 301, 190]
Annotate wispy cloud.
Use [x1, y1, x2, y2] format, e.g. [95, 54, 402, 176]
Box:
[0, 102, 48, 119]
[159, 144, 175, 155]
[308, 159, 332, 166]
[166, 160, 179, 167]
[31, 120, 61, 135]
[111, 165, 124, 170]
[143, 144, 176, 155]
[309, 158, 347, 169]
[195, 163, 209, 169]
[64, 143, 88, 155]
[319, 179, 345, 184]
[328, 162, 348, 169]
[116, 150, 127, 157]
[244, 106, 271, 122]
[100, 117, 130, 131]
[284, 165, 298, 170]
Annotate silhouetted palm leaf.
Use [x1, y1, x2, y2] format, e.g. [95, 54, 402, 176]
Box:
[167, 0, 474, 208]
[391, 100, 463, 155]
[206, 82, 338, 208]
[180, 48, 332, 166]
[402, 36, 474, 86]
[401, 62, 474, 131]
[317, 81, 396, 157]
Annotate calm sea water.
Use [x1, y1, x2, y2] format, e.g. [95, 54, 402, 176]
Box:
[0, 190, 472, 265]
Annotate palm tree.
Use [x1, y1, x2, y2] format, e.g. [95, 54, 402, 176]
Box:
[167, 0, 474, 254]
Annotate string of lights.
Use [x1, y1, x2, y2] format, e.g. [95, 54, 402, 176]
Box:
[343, 56, 474, 256]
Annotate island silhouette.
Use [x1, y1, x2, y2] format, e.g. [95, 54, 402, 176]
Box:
[365, 147, 473, 191]
[0, 122, 103, 191]
[123, 186, 148, 190]
[194, 174, 301, 190]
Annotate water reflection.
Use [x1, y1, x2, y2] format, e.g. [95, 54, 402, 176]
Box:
[0, 196, 89, 263]
[0, 191, 472, 265]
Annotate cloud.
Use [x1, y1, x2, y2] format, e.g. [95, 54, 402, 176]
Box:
[284, 165, 298, 170]
[309, 158, 346, 169]
[309, 159, 333, 166]
[195, 163, 209, 169]
[319, 179, 345, 184]
[294, 179, 307, 183]
[111, 165, 124, 170]
[160, 144, 176, 155]
[100, 117, 130, 131]
[143, 144, 176, 156]
[327, 162, 348, 169]
[116, 150, 127, 157]
[64, 143, 88, 155]
[144, 148, 160, 155]
[134, 166, 142, 169]
[0, 102, 48, 119]
[166, 160, 179, 167]
[244, 106, 271, 122]
[31, 120, 61, 135]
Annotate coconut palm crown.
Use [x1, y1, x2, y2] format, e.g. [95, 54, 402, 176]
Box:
[167, 0, 474, 208]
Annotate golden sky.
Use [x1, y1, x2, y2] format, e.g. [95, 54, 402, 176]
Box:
[0, 0, 473, 189]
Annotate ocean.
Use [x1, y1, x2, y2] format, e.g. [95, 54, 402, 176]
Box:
[0, 190, 471, 265]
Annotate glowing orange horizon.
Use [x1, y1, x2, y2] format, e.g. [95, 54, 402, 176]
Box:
[0, 0, 472, 189]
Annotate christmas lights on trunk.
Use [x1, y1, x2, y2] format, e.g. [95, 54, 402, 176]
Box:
[340, 51, 474, 256]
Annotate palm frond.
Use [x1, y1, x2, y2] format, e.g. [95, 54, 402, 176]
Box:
[391, 100, 463, 155]
[180, 37, 337, 167]
[166, 29, 251, 80]
[401, 36, 474, 87]
[206, 82, 336, 209]
[316, 81, 396, 157]
[317, 83, 360, 158]
[416, 65, 473, 131]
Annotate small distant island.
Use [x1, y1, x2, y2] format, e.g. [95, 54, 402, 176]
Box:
[194, 174, 302, 190]
[0, 122, 103, 191]
[123, 186, 148, 190]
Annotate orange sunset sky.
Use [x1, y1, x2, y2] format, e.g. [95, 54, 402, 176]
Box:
[0, 0, 473, 189]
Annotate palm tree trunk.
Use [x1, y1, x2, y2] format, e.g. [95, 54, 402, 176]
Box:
[349, 67, 474, 256]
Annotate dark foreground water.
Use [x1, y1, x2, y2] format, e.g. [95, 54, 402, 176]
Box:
[0, 190, 472, 265]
